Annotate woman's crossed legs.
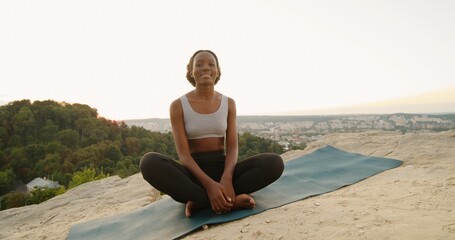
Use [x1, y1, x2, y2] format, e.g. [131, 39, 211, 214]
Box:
[140, 152, 284, 216]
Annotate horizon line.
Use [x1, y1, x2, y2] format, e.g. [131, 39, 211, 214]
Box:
[123, 111, 455, 121]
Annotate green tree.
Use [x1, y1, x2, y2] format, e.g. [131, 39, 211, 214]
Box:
[33, 154, 61, 178]
[0, 169, 15, 195]
[7, 135, 22, 147]
[53, 106, 72, 129]
[31, 100, 60, 129]
[124, 137, 141, 156]
[0, 192, 28, 210]
[24, 143, 46, 164]
[45, 141, 67, 154]
[0, 126, 8, 149]
[75, 118, 91, 145]
[51, 171, 72, 187]
[26, 186, 66, 205]
[100, 158, 116, 174]
[114, 156, 139, 178]
[0, 149, 6, 168]
[13, 106, 36, 145]
[68, 168, 108, 189]
[238, 132, 284, 160]
[289, 142, 307, 150]
[10, 147, 33, 182]
[105, 144, 122, 162]
[37, 120, 59, 142]
[56, 129, 80, 149]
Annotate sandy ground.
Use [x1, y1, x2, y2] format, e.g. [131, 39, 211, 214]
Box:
[0, 172, 161, 239]
[0, 131, 454, 240]
[184, 131, 455, 240]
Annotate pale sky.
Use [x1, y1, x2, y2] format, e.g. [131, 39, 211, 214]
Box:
[1, 0, 454, 120]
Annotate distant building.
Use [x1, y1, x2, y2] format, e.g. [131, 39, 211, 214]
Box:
[390, 115, 408, 127]
[26, 177, 60, 192]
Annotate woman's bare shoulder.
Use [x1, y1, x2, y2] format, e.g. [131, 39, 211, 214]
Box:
[217, 92, 234, 103]
[170, 96, 184, 119]
[226, 96, 236, 107]
[170, 97, 182, 106]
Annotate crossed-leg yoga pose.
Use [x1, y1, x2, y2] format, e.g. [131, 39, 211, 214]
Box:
[140, 50, 284, 217]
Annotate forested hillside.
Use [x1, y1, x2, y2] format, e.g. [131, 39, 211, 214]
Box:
[0, 100, 176, 194]
[0, 100, 283, 209]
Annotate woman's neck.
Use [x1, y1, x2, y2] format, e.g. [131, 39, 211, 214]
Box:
[194, 85, 216, 100]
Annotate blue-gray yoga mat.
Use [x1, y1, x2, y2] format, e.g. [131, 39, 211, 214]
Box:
[67, 145, 402, 240]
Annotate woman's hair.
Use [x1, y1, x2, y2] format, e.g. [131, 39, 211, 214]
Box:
[186, 50, 222, 86]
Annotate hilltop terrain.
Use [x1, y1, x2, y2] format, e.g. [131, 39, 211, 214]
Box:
[0, 130, 454, 239]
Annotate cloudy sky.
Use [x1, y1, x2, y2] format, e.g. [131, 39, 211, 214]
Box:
[1, 0, 454, 120]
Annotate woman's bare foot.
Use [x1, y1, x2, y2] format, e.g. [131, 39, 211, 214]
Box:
[232, 194, 256, 210]
[185, 201, 203, 217]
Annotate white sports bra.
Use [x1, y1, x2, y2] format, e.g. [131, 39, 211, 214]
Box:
[180, 94, 228, 139]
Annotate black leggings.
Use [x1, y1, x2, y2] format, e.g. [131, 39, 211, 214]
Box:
[140, 151, 284, 206]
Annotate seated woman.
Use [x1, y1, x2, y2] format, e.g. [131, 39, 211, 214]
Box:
[140, 50, 284, 217]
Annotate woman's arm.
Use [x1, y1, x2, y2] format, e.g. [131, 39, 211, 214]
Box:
[220, 97, 238, 202]
[170, 99, 232, 212]
[170, 99, 210, 185]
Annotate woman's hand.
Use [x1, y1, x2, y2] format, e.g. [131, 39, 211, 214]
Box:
[205, 180, 233, 214]
[220, 176, 235, 207]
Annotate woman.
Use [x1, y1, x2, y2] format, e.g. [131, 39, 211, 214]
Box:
[140, 50, 284, 217]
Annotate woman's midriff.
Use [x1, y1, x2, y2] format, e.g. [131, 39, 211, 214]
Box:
[188, 137, 225, 153]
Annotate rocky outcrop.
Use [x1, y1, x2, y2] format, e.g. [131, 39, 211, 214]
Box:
[0, 130, 454, 240]
[0, 173, 160, 240]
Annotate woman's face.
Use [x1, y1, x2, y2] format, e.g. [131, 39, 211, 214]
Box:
[191, 51, 220, 87]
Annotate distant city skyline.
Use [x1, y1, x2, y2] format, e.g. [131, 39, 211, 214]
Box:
[1, 1, 454, 120]
[126, 113, 455, 149]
